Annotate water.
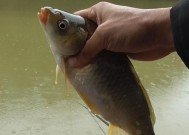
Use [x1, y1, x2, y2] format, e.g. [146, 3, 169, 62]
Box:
[0, 0, 188, 135]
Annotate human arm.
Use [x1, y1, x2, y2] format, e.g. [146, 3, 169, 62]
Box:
[68, 2, 175, 68]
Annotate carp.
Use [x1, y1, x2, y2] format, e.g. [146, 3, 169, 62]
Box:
[38, 7, 155, 135]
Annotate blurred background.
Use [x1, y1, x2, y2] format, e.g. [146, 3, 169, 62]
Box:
[0, 0, 189, 135]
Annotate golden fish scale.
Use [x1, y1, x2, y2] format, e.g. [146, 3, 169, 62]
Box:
[65, 50, 155, 135]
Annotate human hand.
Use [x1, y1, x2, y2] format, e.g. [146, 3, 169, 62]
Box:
[68, 2, 175, 68]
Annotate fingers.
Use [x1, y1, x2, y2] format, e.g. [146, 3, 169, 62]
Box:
[67, 28, 104, 68]
[74, 2, 110, 24]
[74, 7, 97, 23]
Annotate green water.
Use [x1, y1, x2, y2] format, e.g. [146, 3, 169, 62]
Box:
[0, 0, 189, 135]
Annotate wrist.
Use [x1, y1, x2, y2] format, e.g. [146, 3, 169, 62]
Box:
[144, 8, 175, 52]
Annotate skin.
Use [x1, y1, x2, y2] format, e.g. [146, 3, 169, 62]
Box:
[67, 2, 175, 68]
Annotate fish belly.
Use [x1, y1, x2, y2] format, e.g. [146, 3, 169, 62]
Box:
[66, 50, 155, 135]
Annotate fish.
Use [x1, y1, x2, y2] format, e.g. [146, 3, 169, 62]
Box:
[38, 7, 156, 135]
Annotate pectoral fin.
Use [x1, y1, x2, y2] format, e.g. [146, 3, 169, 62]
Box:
[55, 64, 61, 85]
[108, 124, 128, 135]
[55, 64, 71, 96]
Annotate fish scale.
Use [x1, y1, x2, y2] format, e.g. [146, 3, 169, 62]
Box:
[38, 7, 156, 135]
[66, 50, 154, 135]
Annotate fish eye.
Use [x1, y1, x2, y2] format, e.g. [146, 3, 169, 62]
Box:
[58, 19, 69, 30]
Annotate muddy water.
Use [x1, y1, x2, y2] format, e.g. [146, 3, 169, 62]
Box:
[0, 0, 188, 135]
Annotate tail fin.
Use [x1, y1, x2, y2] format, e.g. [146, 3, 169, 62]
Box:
[108, 124, 129, 135]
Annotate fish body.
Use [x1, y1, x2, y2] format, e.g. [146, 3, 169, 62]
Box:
[38, 7, 155, 135]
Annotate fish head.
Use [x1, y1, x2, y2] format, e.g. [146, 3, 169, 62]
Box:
[38, 7, 88, 64]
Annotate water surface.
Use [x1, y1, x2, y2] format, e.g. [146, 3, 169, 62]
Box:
[0, 0, 189, 135]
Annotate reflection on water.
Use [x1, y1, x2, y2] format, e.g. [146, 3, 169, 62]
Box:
[0, 0, 188, 135]
[133, 53, 189, 135]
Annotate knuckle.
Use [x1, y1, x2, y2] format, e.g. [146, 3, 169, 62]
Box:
[97, 1, 109, 7]
[88, 7, 96, 19]
[94, 2, 109, 11]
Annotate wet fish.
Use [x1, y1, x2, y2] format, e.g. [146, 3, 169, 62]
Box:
[38, 7, 156, 135]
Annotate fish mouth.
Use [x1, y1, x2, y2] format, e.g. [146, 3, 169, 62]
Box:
[38, 7, 54, 25]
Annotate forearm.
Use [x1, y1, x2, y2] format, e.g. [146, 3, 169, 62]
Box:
[141, 8, 175, 52]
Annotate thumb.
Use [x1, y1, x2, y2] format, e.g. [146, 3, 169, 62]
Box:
[67, 27, 104, 68]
